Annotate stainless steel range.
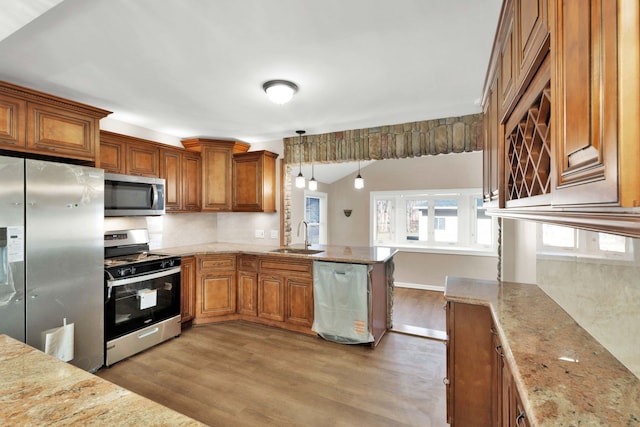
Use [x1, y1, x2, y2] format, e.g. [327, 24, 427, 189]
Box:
[104, 229, 181, 366]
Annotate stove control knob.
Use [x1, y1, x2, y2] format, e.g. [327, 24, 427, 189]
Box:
[168, 259, 175, 267]
[130, 266, 136, 275]
[118, 268, 127, 277]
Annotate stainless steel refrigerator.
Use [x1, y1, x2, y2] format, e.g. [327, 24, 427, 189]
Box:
[0, 155, 104, 372]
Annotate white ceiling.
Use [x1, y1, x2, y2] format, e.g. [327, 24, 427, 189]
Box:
[0, 0, 501, 146]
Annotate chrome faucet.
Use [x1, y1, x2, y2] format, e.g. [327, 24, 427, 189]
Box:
[297, 220, 310, 249]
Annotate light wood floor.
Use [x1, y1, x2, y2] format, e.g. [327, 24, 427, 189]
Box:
[391, 288, 447, 340]
[97, 289, 448, 427]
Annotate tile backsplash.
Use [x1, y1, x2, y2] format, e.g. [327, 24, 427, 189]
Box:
[104, 213, 218, 250]
[535, 225, 640, 378]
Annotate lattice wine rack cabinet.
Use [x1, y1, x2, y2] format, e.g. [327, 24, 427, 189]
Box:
[506, 83, 551, 203]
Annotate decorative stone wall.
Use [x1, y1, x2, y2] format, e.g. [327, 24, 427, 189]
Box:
[282, 113, 483, 245]
[283, 113, 483, 164]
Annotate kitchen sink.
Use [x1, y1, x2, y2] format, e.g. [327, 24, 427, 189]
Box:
[270, 248, 324, 255]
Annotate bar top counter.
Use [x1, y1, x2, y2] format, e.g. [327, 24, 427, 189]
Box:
[157, 242, 398, 264]
[0, 334, 205, 426]
[445, 276, 640, 426]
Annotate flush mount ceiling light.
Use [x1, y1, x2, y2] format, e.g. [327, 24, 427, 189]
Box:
[263, 80, 298, 104]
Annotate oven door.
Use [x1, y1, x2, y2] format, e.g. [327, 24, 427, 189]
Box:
[105, 266, 181, 341]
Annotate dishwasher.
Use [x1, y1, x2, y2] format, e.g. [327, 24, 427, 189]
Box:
[312, 261, 374, 344]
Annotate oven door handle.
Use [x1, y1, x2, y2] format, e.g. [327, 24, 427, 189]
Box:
[106, 266, 181, 288]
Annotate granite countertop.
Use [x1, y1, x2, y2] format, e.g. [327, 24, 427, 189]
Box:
[445, 276, 640, 426]
[157, 242, 398, 264]
[0, 335, 205, 426]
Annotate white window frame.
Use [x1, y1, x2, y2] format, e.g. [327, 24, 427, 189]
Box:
[536, 223, 635, 261]
[369, 188, 497, 256]
[304, 190, 328, 245]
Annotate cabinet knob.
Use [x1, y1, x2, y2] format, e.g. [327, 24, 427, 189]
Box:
[443, 378, 450, 385]
[495, 344, 504, 358]
[516, 411, 527, 426]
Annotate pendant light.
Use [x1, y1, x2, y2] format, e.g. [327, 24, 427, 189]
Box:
[354, 160, 364, 189]
[295, 130, 306, 188]
[308, 139, 317, 191]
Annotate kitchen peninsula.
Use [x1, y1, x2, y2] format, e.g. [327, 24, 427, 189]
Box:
[445, 276, 640, 426]
[160, 243, 397, 347]
[0, 334, 204, 426]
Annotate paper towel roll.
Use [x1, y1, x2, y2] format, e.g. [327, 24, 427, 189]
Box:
[43, 321, 74, 362]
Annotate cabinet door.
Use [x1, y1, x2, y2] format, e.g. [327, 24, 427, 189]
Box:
[232, 151, 278, 212]
[26, 102, 97, 161]
[552, 0, 619, 206]
[182, 152, 201, 211]
[126, 142, 159, 177]
[483, 74, 501, 207]
[492, 329, 505, 426]
[516, 0, 549, 85]
[180, 256, 196, 323]
[513, 383, 531, 427]
[499, 0, 516, 114]
[202, 144, 232, 211]
[0, 94, 25, 148]
[258, 273, 285, 321]
[100, 138, 125, 174]
[446, 302, 493, 427]
[161, 149, 183, 211]
[285, 276, 313, 327]
[197, 272, 237, 317]
[237, 270, 258, 316]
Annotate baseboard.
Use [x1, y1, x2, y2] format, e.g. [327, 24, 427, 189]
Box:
[394, 282, 444, 292]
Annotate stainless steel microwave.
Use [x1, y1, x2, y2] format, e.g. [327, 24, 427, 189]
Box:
[104, 173, 165, 216]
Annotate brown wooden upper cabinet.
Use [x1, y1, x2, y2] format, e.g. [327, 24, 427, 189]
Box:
[551, 0, 635, 207]
[0, 93, 26, 148]
[99, 130, 159, 177]
[160, 147, 201, 212]
[496, 0, 549, 119]
[484, 0, 640, 211]
[482, 73, 501, 207]
[233, 150, 278, 212]
[484, 0, 550, 208]
[183, 138, 250, 212]
[0, 81, 110, 164]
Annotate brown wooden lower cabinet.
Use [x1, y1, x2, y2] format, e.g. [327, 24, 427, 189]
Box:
[190, 254, 315, 335]
[284, 275, 313, 327]
[257, 272, 285, 321]
[180, 256, 196, 324]
[237, 255, 258, 317]
[258, 257, 314, 330]
[446, 301, 529, 427]
[194, 254, 237, 321]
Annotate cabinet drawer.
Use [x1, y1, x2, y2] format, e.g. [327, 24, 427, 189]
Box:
[238, 255, 258, 271]
[259, 257, 312, 276]
[197, 254, 236, 272]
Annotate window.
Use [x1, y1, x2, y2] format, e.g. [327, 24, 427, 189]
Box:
[304, 191, 327, 245]
[370, 189, 496, 255]
[537, 223, 634, 260]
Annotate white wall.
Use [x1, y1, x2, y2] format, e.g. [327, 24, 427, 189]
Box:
[501, 218, 537, 283]
[100, 117, 183, 147]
